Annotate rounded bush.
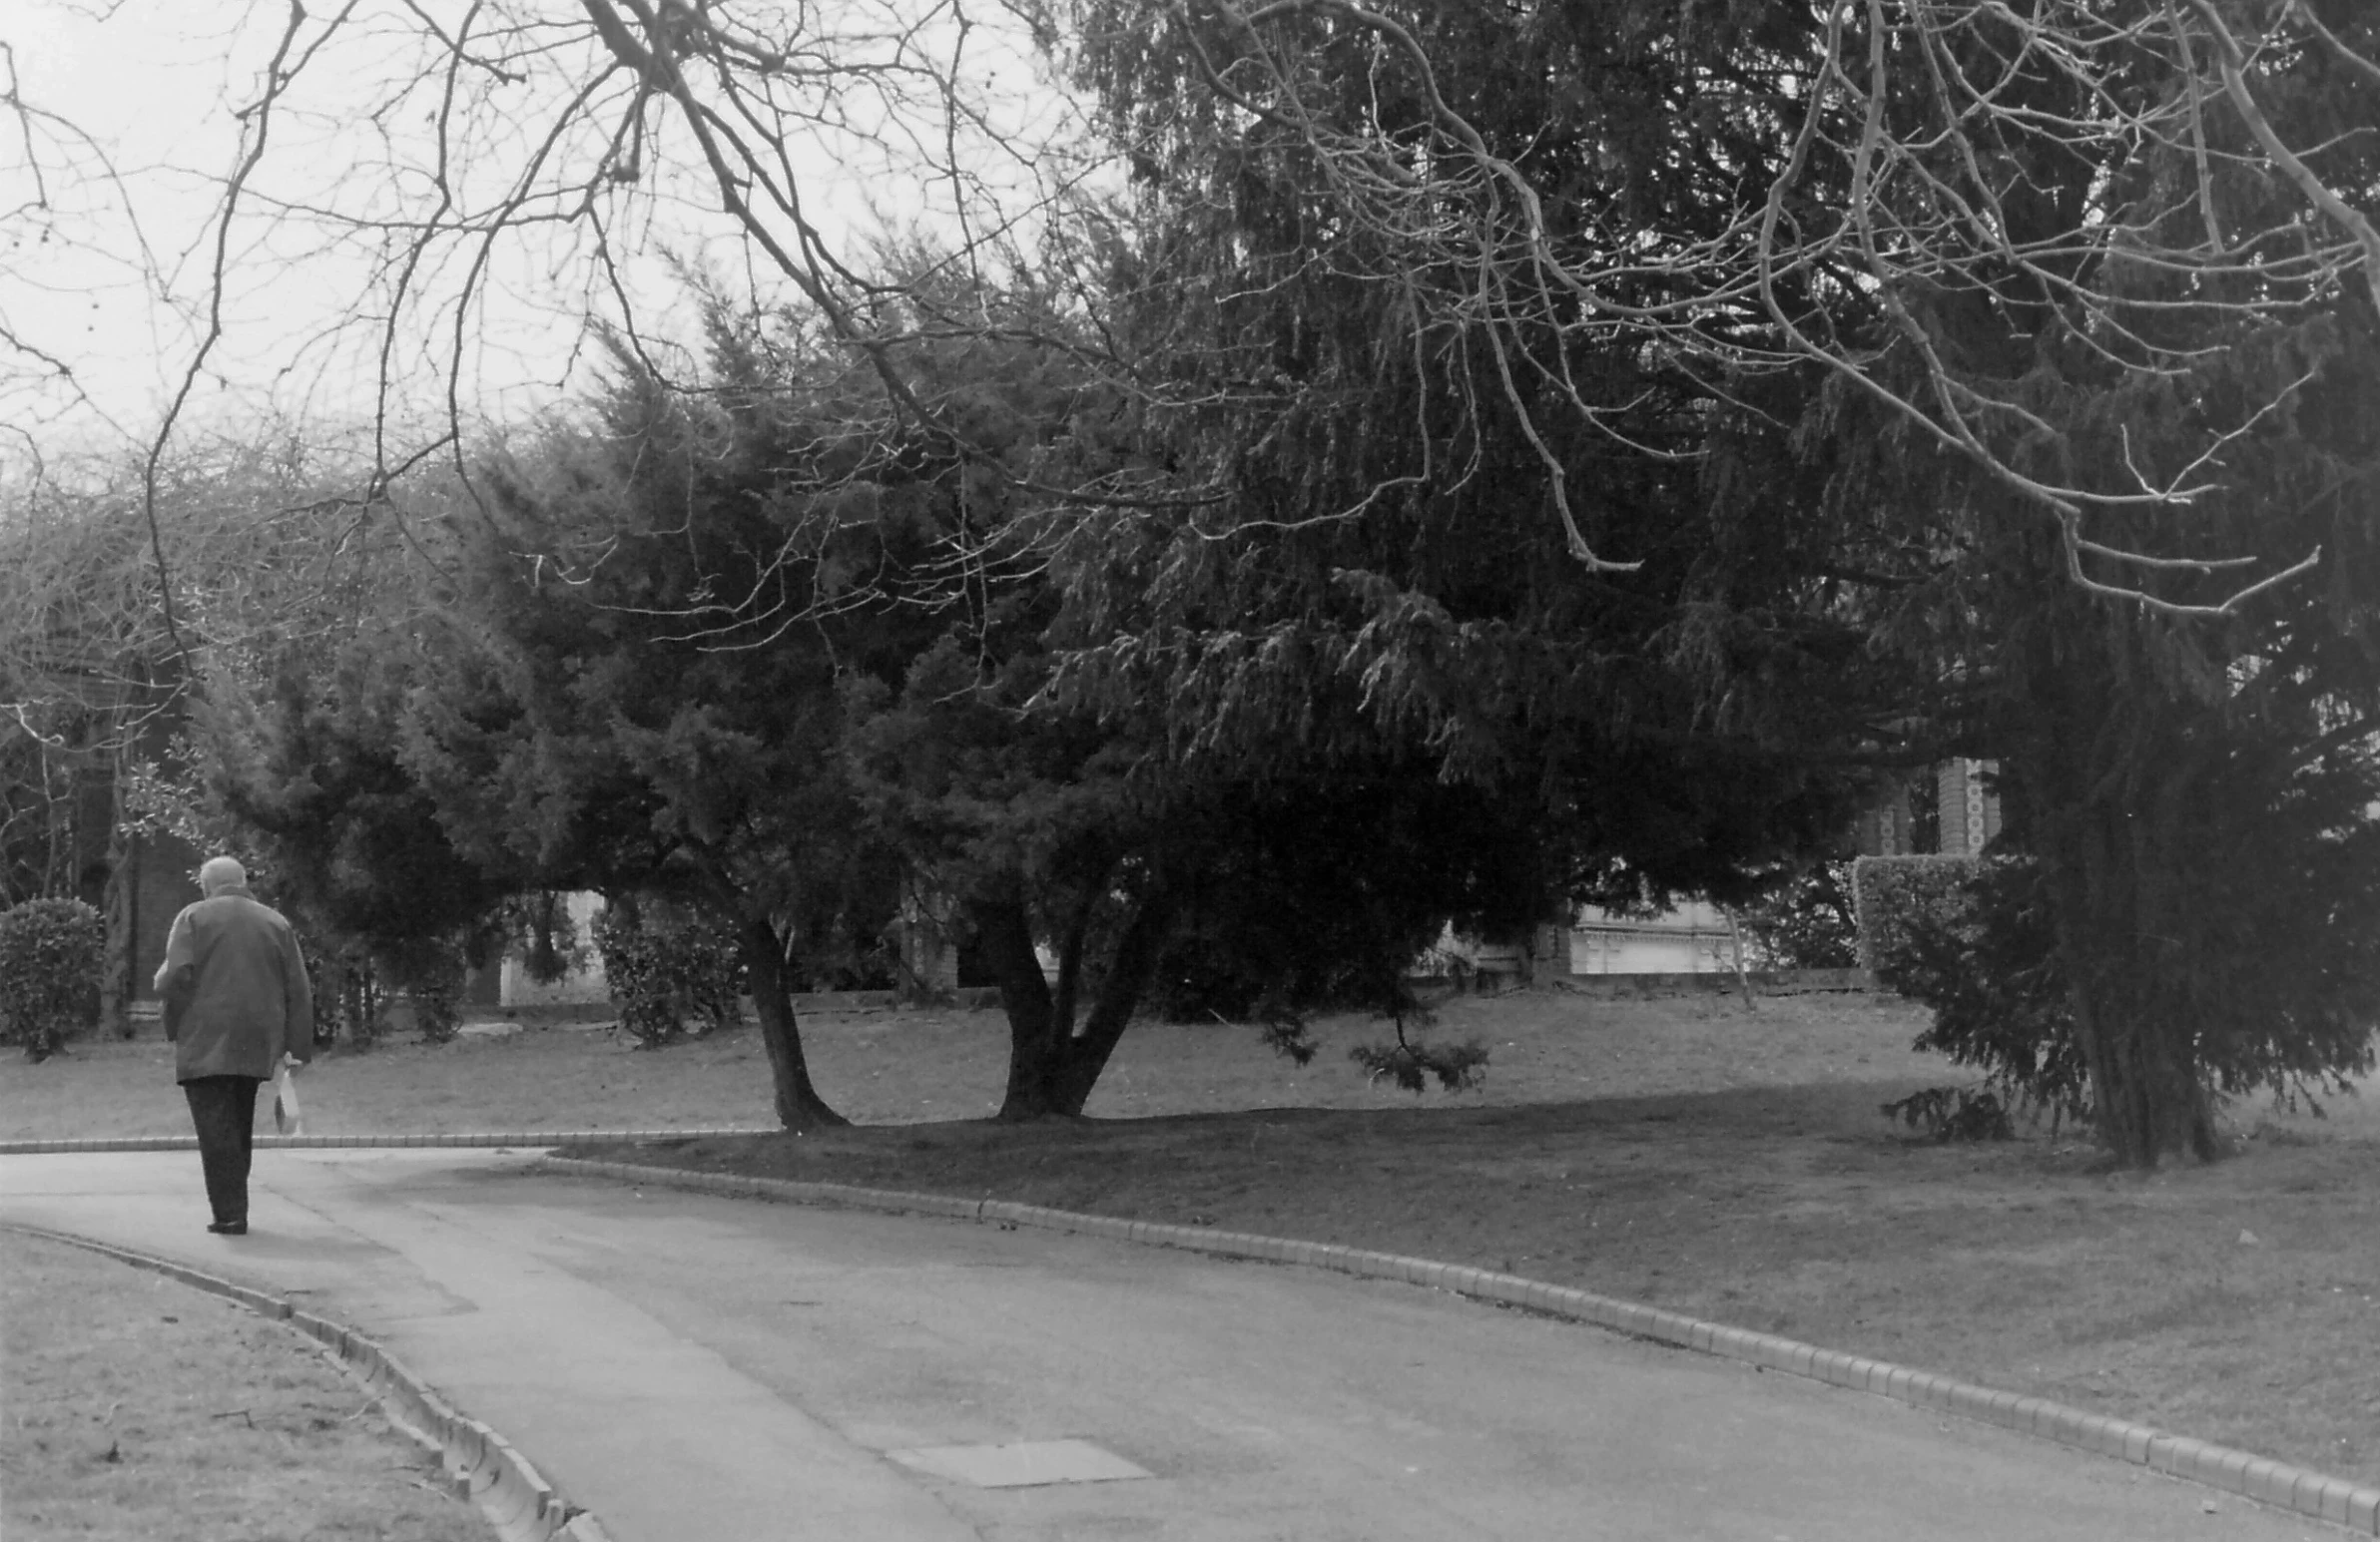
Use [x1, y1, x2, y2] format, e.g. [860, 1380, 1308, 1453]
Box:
[0, 897, 106, 1062]
[591, 897, 744, 1047]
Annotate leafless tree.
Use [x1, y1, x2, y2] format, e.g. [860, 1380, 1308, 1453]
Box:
[0, 438, 461, 1027]
[5, 0, 2373, 616]
[4, 0, 1114, 632]
[1080, 0, 2377, 609]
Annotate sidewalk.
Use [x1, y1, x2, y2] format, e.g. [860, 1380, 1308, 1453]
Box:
[0, 1146, 2348, 1542]
[0, 1149, 974, 1542]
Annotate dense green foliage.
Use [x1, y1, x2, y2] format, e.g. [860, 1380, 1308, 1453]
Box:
[1883, 858, 2091, 1134]
[196, 626, 511, 1045]
[1041, 0, 1890, 1095]
[57, 0, 2364, 1160]
[1062, 0, 2380, 1165]
[1139, 779, 1556, 1024]
[399, 354, 917, 1127]
[589, 897, 746, 1048]
[1823, 290, 2380, 1162]
[1885, 741, 2380, 1147]
[1852, 857, 1982, 980]
[1798, 2, 2380, 1162]
[1737, 859, 1861, 971]
[0, 897, 104, 1062]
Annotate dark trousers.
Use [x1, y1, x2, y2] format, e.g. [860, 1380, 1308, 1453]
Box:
[182, 1076, 262, 1225]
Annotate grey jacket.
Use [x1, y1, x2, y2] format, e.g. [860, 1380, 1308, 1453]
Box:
[155, 889, 315, 1082]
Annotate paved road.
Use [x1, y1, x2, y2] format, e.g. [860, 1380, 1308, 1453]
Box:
[0, 1149, 2339, 1542]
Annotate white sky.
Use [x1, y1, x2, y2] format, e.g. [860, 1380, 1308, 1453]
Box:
[2, 0, 1092, 483]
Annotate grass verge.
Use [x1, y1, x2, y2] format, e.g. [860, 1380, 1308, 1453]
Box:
[0, 1233, 487, 1542]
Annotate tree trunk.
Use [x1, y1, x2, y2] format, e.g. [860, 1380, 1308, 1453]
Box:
[1044, 890, 1180, 1116]
[1722, 908, 1757, 1013]
[2045, 789, 2219, 1168]
[737, 909, 847, 1131]
[2021, 622, 2222, 1169]
[337, 952, 375, 1046]
[977, 885, 1067, 1120]
[975, 880, 1180, 1118]
[977, 879, 1180, 1119]
[100, 790, 137, 1040]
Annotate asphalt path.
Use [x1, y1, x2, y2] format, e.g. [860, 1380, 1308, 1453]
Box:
[0, 1148, 2340, 1542]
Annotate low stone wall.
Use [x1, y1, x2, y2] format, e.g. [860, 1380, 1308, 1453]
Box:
[1559, 966, 1875, 998]
[1408, 967, 1875, 999]
[790, 986, 1004, 1013]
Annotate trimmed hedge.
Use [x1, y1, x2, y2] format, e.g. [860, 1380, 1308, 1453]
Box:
[0, 897, 105, 1062]
[1851, 854, 1979, 981]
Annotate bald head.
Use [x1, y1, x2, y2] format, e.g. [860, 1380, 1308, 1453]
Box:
[198, 856, 249, 897]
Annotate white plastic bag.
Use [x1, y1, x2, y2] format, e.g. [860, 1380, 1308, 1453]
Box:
[273, 1058, 303, 1135]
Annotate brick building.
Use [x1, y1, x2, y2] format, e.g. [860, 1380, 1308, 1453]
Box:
[1854, 759, 2004, 857]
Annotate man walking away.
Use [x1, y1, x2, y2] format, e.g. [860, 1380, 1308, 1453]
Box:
[154, 856, 314, 1236]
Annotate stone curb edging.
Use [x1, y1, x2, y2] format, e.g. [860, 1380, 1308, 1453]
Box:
[537, 1154, 2380, 1537]
[0, 1222, 616, 1542]
[0, 1129, 774, 1157]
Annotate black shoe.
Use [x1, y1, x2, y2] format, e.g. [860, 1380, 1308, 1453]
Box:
[207, 1221, 247, 1236]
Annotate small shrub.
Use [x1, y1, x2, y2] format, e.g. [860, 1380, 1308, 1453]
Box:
[592, 897, 744, 1047]
[376, 934, 467, 1045]
[1256, 1012, 1318, 1066]
[1887, 854, 2093, 1132]
[1881, 1085, 2016, 1143]
[0, 898, 105, 1063]
[1348, 1012, 1490, 1094]
[1351, 1037, 1490, 1093]
[1852, 854, 1980, 978]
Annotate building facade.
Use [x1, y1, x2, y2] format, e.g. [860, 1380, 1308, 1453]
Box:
[1854, 759, 2004, 857]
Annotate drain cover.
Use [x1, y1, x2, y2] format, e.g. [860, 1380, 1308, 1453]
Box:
[885, 1439, 1152, 1488]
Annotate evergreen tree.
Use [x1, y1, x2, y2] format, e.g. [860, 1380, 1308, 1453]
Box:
[401, 355, 917, 1129]
[198, 625, 511, 1042]
[1797, 4, 2380, 1164]
[1067, 0, 2380, 1164]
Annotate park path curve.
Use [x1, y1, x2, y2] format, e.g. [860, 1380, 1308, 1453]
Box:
[0, 1147, 2340, 1542]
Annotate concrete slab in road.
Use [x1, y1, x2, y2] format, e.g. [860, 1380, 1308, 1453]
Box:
[0, 1149, 2342, 1542]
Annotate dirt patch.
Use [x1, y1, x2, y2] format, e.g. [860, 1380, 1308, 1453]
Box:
[0, 1233, 487, 1542]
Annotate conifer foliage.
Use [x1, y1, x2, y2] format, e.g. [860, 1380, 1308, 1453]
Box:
[1067, 0, 2380, 1164]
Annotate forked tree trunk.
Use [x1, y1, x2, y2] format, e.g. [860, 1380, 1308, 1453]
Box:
[1043, 890, 1179, 1115]
[976, 887, 1067, 1119]
[976, 881, 1181, 1120]
[737, 910, 846, 1131]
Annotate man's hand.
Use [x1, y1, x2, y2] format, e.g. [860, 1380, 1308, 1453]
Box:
[156, 962, 194, 1041]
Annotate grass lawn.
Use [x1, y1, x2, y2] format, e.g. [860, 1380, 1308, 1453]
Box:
[6, 985, 2378, 1494]
[0, 1233, 487, 1542]
[0, 987, 1954, 1136]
